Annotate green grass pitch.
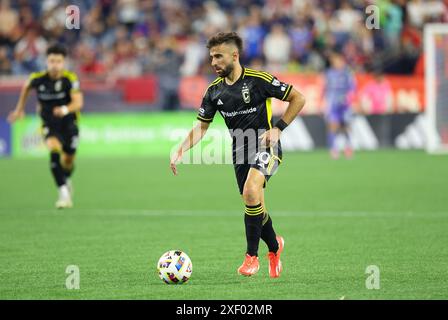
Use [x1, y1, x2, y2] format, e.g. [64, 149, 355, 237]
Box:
[0, 150, 447, 299]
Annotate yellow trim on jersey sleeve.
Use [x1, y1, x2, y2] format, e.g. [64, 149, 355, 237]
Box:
[197, 115, 213, 122]
[63, 70, 79, 82]
[198, 78, 223, 123]
[203, 77, 223, 97]
[208, 77, 223, 89]
[281, 84, 292, 101]
[63, 70, 81, 92]
[245, 68, 273, 80]
[29, 71, 47, 80]
[244, 70, 272, 83]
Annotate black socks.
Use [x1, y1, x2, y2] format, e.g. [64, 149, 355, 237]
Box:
[50, 152, 66, 187]
[261, 213, 279, 253]
[244, 203, 280, 256]
[63, 165, 74, 179]
[244, 203, 264, 257]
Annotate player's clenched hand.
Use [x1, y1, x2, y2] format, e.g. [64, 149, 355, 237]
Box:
[260, 128, 281, 147]
[170, 148, 183, 176]
[7, 109, 24, 123]
[53, 106, 68, 118]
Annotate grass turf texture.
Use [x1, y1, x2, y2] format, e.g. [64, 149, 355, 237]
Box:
[0, 150, 447, 299]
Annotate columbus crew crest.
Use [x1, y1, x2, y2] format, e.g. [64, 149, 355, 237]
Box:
[54, 80, 62, 92]
[242, 83, 250, 104]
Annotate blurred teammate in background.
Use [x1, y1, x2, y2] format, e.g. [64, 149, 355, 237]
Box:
[324, 53, 356, 159]
[7, 44, 83, 209]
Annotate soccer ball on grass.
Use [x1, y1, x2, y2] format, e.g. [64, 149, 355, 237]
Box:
[157, 250, 192, 284]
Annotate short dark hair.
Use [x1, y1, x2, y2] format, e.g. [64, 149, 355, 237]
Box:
[206, 32, 243, 53]
[46, 44, 67, 57]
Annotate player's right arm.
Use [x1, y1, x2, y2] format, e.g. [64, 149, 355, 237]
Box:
[170, 121, 210, 176]
[7, 78, 32, 123]
[170, 84, 217, 176]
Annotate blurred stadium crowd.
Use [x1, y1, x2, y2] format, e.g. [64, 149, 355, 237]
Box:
[0, 0, 447, 79]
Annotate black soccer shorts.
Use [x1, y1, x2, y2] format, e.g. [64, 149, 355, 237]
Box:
[42, 120, 80, 155]
[233, 146, 282, 195]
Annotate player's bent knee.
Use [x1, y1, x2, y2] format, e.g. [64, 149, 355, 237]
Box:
[46, 137, 62, 152]
[242, 183, 261, 204]
[62, 154, 75, 168]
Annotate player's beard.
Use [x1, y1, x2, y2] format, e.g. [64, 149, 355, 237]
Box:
[218, 64, 234, 78]
[48, 68, 62, 79]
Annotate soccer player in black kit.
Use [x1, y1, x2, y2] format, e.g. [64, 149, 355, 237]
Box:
[170, 32, 305, 278]
[8, 45, 83, 209]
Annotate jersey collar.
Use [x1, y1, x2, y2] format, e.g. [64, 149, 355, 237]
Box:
[223, 66, 245, 87]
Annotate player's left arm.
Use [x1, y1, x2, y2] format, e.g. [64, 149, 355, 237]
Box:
[261, 87, 306, 147]
[54, 73, 84, 118]
[53, 91, 84, 117]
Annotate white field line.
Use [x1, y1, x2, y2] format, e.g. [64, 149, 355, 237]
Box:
[17, 209, 448, 218]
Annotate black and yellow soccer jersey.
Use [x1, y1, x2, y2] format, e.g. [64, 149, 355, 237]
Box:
[197, 67, 292, 130]
[197, 67, 293, 163]
[27, 70, 81, 123]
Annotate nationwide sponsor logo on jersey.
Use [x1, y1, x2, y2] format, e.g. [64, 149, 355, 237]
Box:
[220, 107, 257, 118]
[37, 92, 67, 100]
[242, 83, 250, 104]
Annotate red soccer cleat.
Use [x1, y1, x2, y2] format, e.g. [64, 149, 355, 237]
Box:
[267, 236, 285, 278]
[237, 254, 260, 276]
[344, 147, 353, 159]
